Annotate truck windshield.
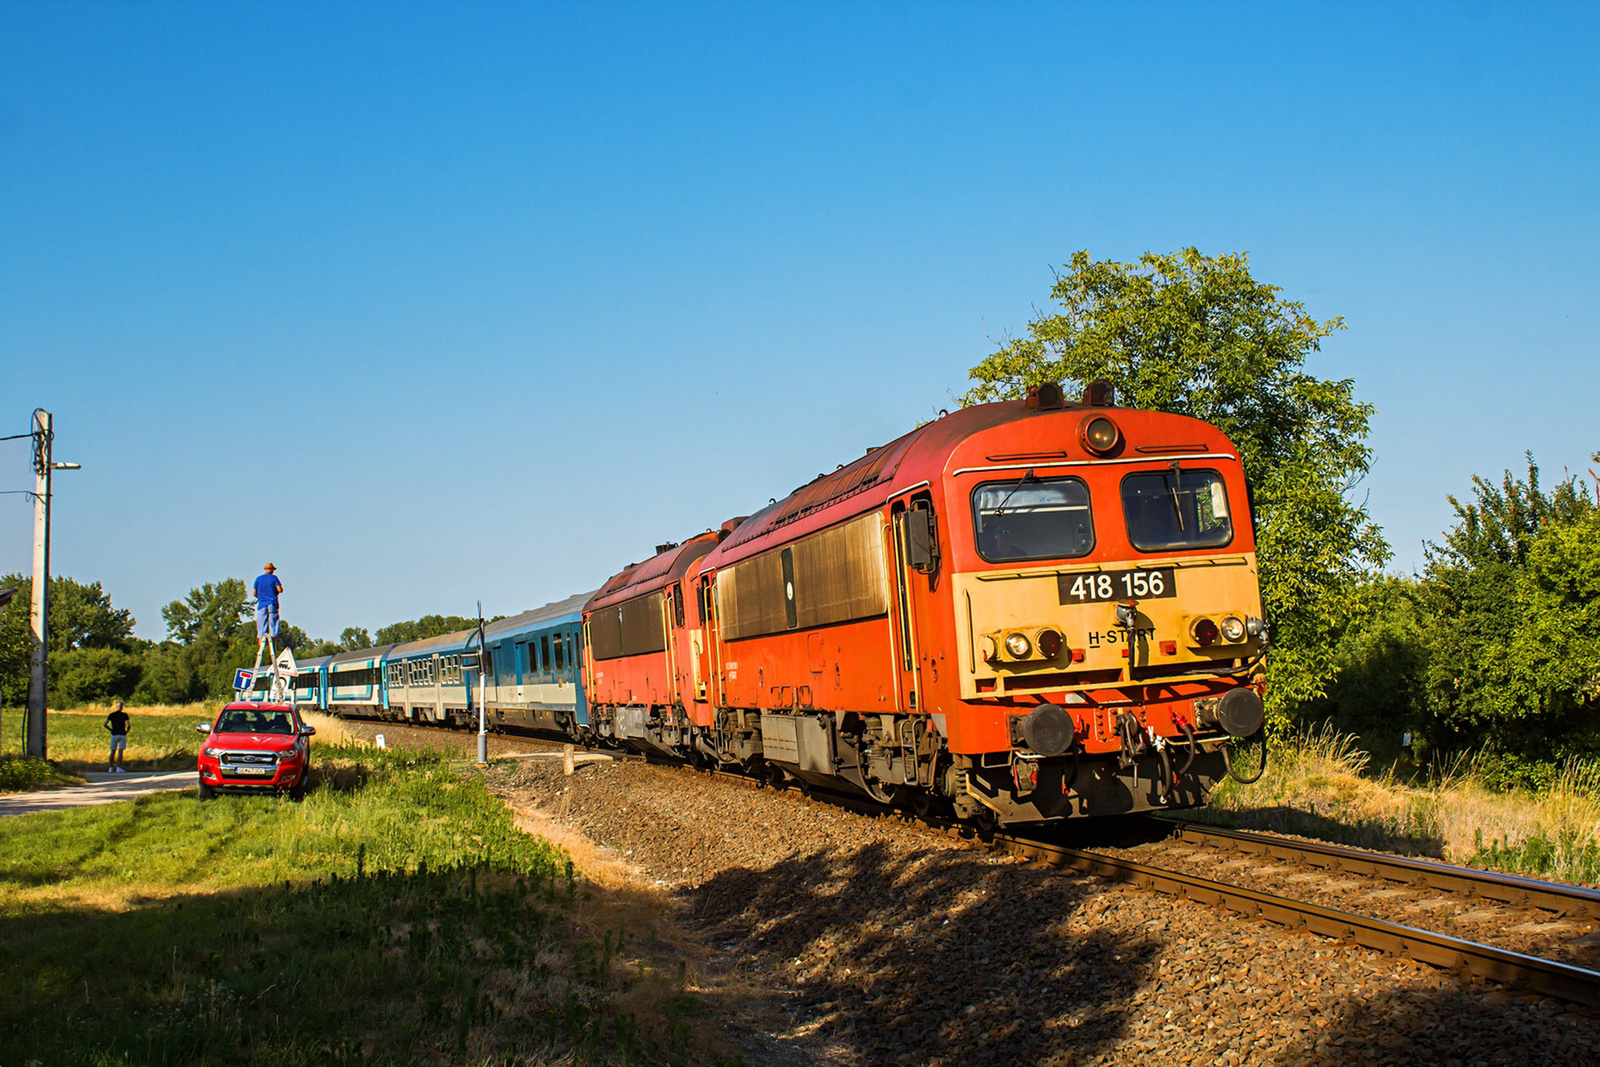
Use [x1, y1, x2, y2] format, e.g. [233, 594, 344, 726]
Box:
[216, 708, 297, 734]
[972, 475, 1094, 562]
[1121, 467, 1233, 551]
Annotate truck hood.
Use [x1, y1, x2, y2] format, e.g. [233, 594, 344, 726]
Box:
[207, 732, 300, 752]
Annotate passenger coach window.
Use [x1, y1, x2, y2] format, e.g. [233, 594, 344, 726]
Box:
[540, 635, 551, 672]
[972, 475, 1094, 563]
[1121, 467, 1234, 551]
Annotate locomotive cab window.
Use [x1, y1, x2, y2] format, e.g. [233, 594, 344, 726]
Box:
[971, 475, 1094, 563]
[1121, 467, 1233, 551]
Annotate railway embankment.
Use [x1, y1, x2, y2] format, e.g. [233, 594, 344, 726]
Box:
[497, 754, 1600, 1065]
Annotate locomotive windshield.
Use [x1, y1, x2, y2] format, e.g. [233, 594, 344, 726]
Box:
[1121, 467, 1233, 551]
[972, 474, 1094, 562]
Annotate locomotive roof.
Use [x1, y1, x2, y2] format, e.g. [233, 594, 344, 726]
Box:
[703, 397, 1239, 570]
[296, 655, 331, 671]
[584, 531, 721, 612]
[706, 399, 1042, 567]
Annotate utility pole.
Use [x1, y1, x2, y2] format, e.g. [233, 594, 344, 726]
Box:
[25, 409, 79, 760]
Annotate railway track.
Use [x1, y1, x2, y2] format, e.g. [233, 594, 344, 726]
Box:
[680, 766, 1600, 1008]
[992, 830, 1600, 1009]
[339, 715, 1600, 1009]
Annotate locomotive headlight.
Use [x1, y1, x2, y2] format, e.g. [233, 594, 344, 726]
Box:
[1081, 415, 1122, 455]
[981, 635, 998, 662]
[1220, 616, 1247, 643]
[1191, 618, 1220, 647]
[1036, 628, 1064, 659]
[1004, 632, 1032, 659]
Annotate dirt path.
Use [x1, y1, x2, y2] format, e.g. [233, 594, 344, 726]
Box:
[0, 770, 194, 817]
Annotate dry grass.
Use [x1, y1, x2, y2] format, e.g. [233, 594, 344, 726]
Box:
[1200, 724, 1600, 886]
[299, 708, 360, 745]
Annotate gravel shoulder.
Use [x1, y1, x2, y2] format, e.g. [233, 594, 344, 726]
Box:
[493, 757, 1600, 1066]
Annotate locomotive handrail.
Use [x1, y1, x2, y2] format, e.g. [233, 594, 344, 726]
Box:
[1159, 819, 1600, 920]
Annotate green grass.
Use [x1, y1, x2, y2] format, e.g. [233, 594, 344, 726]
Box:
[0, 747, 726, 1065]
[3, 706, 214, 774]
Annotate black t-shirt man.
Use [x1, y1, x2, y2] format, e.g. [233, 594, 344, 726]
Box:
[105, 708, 130, 735]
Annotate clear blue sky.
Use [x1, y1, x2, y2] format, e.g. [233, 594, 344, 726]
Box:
[2, 2, 1596, 642]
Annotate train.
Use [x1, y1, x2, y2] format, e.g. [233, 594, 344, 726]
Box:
[283, 383, 1268, 826]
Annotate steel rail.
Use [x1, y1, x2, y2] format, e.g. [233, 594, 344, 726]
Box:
[1161, 819, 1600, 920]
[996, 832, 1600, 1007]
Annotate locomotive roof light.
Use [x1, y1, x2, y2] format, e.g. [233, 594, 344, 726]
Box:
[1080, 414, 1122, 456]
[1191, 617, 1220, 647]
[1036, 628, 1064, 659]
[1026, 382, 1066, 410]
[1220, 616, 1247, 643]
[1004, 632, 1032, 659]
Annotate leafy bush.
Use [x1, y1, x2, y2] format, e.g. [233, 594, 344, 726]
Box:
[0, 755, 77, 792]
[49, 646, 143, 707]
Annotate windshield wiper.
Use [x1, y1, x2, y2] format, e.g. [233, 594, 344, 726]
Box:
[1165, 461, 1186, 533]
[991, 469, 1035, 516]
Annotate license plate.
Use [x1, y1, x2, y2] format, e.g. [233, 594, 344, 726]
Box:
[226, 765, 272, 776]
[1058, 567, 1177, 604]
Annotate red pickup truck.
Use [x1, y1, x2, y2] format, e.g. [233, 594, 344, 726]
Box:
[196, 702, 316, 800]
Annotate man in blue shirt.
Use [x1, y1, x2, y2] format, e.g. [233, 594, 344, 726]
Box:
[253, 563, 283, 645]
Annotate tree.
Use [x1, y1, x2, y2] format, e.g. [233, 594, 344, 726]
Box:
[0, 574, 141, 709]
[375, 615, 479, 646]
[51, 647, 143, 707]
[161, 580, 252, 646]
[964, 249, 1389, 717]
[1420, 454, 1600, 758]
[340, 627, 372, 651]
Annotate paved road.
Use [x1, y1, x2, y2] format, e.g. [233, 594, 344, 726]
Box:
[0, 770, 195, 817]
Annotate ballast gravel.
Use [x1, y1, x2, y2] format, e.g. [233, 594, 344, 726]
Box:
[498, 758, 1600, 1066]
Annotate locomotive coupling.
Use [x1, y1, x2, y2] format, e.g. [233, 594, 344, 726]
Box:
[1008, 703, 1076, 757]
[1196, 688, 1265, 738]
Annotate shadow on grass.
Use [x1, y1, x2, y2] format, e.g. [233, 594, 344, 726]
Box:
[0, 859, 725, 1066]
[1187, 803, 1448, 858]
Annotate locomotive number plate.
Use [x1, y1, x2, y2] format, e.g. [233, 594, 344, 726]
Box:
[1057, 567, 1177, 604]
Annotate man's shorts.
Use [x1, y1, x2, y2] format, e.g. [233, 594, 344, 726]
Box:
[255, 603, 280, 639]
[109, 733, 127, 754]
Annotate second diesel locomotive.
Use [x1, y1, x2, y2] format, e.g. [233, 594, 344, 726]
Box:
[580, 383, 1267, 824]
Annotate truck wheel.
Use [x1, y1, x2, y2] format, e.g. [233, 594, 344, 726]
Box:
[288, 778, 306, 802]
[198, 779, 215, 801]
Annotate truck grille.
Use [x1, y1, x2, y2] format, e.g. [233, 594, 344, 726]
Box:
[221, 751, 278, 765]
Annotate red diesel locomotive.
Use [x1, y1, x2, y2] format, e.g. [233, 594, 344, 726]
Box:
[581, 383, 1267, 825]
